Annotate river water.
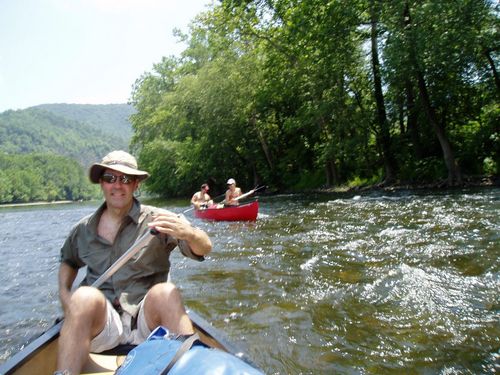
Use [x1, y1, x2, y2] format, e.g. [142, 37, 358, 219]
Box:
[0, 188, 499, 374]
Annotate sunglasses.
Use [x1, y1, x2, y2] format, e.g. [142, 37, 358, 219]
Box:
[101, 173, 136, 185]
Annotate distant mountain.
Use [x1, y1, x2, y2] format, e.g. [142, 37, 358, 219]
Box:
[35, 103, 134, 139]
[0, 104, 135, 167]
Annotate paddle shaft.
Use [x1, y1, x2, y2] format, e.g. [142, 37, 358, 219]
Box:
[233, 185, 266, 202]
[234, 189, 255, 202]
[183, 191, 226, 213]
[91, 229, 157, 288]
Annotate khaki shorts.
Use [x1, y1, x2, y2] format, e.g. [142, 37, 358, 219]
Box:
[90, 299, 151, 353]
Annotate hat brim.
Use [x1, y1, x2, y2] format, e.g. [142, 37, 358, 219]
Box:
[89, 163, 150, 184]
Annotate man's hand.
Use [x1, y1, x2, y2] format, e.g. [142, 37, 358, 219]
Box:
[148, 210, 212, 256]
[149, 210, 194, 241]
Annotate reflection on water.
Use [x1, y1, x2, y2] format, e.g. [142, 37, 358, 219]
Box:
[0, 189, 499, 374]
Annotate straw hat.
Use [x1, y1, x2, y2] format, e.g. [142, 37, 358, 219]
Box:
[89, 150, 149, 184]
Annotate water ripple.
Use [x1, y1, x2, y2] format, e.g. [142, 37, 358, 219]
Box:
[1, 189, 499, 374]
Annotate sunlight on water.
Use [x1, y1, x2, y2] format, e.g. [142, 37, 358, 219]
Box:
[1, 189, 499, 374]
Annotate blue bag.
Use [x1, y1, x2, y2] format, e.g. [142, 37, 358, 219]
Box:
[115, 326, 264, 375]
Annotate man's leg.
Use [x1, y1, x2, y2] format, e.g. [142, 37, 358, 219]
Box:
[143, 282, 194, 335]
[56, 286, 107, 374]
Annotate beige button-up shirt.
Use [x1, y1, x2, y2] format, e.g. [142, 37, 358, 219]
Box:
[60, 199, 204, 316]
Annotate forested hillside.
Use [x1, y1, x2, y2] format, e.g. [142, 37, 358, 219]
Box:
[130, 0, 499, 197]
[0, 153, 98, 203]
[36, 103, 134, 140]
[0, 106, 131, 167]
[0, 104, 133, 203]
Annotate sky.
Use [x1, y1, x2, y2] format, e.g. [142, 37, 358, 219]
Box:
[0, 0, 211, 112]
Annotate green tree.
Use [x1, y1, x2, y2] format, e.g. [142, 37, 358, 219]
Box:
[129, 0, 499, 195]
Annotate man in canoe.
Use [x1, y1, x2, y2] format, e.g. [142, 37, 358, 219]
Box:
[55, 150, 212, 375]
[224, 178, 242, 206]
[190, 183, 213, 210]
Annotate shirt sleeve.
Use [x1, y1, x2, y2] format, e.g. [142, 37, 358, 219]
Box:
[178, 239, 205, 261]
[163, 234, 204, 261]
[59, 223, 83, 269]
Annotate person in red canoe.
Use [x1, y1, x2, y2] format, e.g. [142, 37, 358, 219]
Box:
[224, 178, 242, 206]
[191, 183, 213, 210]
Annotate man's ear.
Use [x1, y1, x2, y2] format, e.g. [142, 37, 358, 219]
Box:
[134, 181, 141, 196]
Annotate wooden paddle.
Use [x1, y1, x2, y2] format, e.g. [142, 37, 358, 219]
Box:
[92, 229, 158, 288]
[222, 185, 266, 205]
[70, 229, 159, 290]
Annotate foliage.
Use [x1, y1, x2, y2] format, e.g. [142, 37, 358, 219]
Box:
[0, 153, 99, 203]
[0, 104, 134, 203]
[127, 0, 498, 196]
[0, 107, 129, 167]
[35, 103, 134, 140]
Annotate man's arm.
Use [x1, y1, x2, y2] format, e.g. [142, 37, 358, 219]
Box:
[59, 262, 78, 315]
[224, 190, 231, 204]
[191, 193, 203, 210]
[183, 225, 212, 256]
[149, 211, 212, 256]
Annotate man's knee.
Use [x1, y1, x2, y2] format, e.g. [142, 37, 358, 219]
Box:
[142, 282, 192, 334]
[144, 282, 185, 315]
[147, 282, 178, 302]
[68, 286, 106, 316]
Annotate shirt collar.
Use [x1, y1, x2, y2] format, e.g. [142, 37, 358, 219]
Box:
[89, 198, 141, 230]
[128, 198, 141, 224]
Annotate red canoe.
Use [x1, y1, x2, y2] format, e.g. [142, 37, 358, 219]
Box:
[194, 201, 259, 221]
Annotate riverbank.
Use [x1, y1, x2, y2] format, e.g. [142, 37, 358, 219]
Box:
[0, 200, 74, 208]
[1, 176, 497, 207]
[312, 175, 500, 194]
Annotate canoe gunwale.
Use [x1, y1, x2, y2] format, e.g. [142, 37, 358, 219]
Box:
[0, 311, 261, 374]
[0, 320, 62, 374]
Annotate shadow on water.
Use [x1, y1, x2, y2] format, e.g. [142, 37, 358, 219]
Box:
[1, 188, 499, 374]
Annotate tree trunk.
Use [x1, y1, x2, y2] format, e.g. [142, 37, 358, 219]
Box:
[250, 114, 274, 172]
[484, 48, 500, 95]
[370, 0, 397, 184]
[416, 71, 462, 185]
[397, 93, 405, 135]
[405, 79, 424, 159]
[251, 162, 260, 188]
[325, 159, 339, 187]
[404, 2, 462, 185]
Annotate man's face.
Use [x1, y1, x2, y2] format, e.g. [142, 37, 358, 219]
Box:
[100, 168, 139, 210]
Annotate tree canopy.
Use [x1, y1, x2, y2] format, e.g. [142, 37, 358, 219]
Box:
[130, 0, 498, 197]
[0, 153, 98, 203]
